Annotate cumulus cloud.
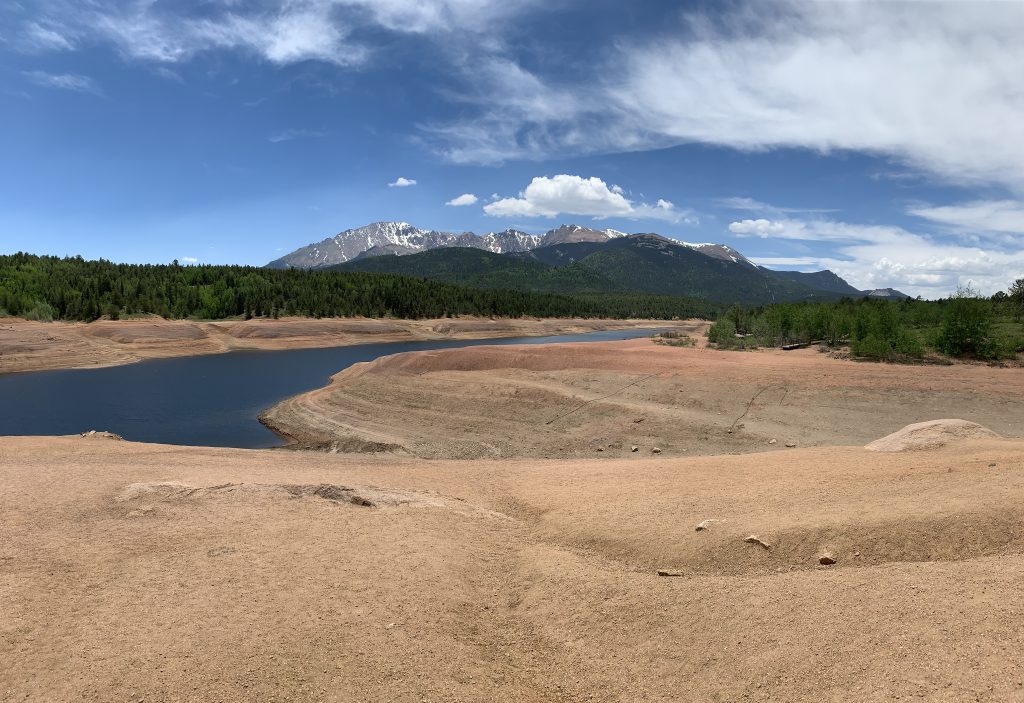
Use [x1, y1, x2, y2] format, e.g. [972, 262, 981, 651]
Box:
[180, 256, 199, 264]
[445, 193, 477, 206]
[729, 219, 787, 237]
[388, 177, 416, 187]
[484, 175, 691, 223]
[22, 70, 101, 95]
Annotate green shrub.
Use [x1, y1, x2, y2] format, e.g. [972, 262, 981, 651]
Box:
[22, 301, 55, 322]
[935, 290, 993, 358]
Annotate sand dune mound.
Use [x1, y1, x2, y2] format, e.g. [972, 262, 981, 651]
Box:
[866, 419, 1001, 452]
[82, 321, 208, 343]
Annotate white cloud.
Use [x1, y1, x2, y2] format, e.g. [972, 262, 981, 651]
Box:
[484, 174, 692, 223]
[25, 1, 541, 69]
[729, 219, 786, 237]
[22, 70, 101, 95]
[428, 2, 1024, 196]
[180, 256, 199, 264]
[445, 193, 478, 206]
[23, 22, 75, 51]
[388, 177, 417, 187]
[908, 200, 1024, 237]
[737, 211, 1024, 297]
[268, 128, 325, 143]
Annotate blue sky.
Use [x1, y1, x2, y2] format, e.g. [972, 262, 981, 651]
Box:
[2, 0, 1023, 296]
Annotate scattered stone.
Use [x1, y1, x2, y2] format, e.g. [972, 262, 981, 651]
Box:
[785, 442, 797, 448]
[596, 447, 604, 452]
[651, 447, 662, 454]
[988, 462, 997, 468]
[633, 418, 645, 424]
[819, 553, 837, 566]
[657, 569, 684, 577]
[768, 439, 778, 445]
[695, 519, 724, 532]
[744, 535, 771, 550]
[631, 445, 639, 453]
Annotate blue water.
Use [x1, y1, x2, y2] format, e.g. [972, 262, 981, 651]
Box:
[0, 328, 660, 448]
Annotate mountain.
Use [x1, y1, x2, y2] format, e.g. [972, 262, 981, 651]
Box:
[266, 222, 546, 269]
[765, 269, 863, 296]
[865, 287, 911, 300]
[271, 220, 907, 304]
[268, 221, 629, 269]
[335, 233, 833, 304]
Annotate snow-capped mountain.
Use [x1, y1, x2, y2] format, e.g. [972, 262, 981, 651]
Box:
[681, 242, 755, 267]
[268, 221, 632, 268]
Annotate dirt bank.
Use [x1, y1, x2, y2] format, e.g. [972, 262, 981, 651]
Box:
[263, 337, 1024, 458]
[0, 316, 697, 374]
[3, 433, 1024, 701]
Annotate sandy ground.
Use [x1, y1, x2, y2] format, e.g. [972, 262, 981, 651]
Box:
[263, 337, 1024, 458]
[0, 316, 689, 374]
[3, 433, 1024, 702]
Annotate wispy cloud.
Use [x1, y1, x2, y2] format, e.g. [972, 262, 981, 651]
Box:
[268, 128, 326, 143]
[23, 22, 75, 51]
[425, 2, 1024, 196]
[22, 70, 101, 95]
[388, 177, 417, 188]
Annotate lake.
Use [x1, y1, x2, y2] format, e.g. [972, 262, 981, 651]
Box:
[0, 328, 660, 448]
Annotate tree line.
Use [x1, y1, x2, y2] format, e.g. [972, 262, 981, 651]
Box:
[707, 284, 1024, 361]
[0, 253, 719, 322]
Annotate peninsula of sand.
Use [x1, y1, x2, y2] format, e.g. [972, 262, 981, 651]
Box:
[3, 329, 1024, 702]
[0, 315, 686, 374]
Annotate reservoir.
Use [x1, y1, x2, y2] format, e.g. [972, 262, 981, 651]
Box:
[0, 328, 660, 448]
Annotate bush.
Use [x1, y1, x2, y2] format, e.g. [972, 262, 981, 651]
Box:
[935, 290, 993, 358]
[22, 301, 55, 322]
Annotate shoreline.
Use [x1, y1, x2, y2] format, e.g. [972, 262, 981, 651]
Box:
[0, 315, 702, 375]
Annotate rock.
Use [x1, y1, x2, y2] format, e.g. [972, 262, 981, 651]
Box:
[865, 419, 1000, 452]
[80, 430, 124, 440]
[657, 569, 684, 577]
[631, 445, 639, 453]
[695, 519, 724, 532]
[768, 439, 777, 445]
[819, 553, 837, 565]
[744, 535, 771, 550]
[785, 442, 796, 448]
[596, 447, 604, 452]
[651, 447, 662, 454]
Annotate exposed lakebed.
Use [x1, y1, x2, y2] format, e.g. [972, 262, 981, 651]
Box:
[0, 328, 662, 448]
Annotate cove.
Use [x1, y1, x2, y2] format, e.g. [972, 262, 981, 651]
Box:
[0, 328, 661, 448]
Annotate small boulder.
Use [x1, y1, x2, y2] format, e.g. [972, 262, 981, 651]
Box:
[695, 519, 724, 532]
[744, 535, 771, 550]
[651, 447, 662, 454]
[768, 439, 777, 445]
[819, 553, 837, 566]
[657, 569, 684, 577]
[631, 445, 639, 453]
[784, 442, 796, 448]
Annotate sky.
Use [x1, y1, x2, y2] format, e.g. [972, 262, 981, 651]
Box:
[1, 0, 1023, 297]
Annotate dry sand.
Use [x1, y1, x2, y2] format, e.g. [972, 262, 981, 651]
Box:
[5, 332, 1024, 701]
[3, 432, 1024, 702]
[0, 316, 691, 374]
[263, 337, 1024, 458]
